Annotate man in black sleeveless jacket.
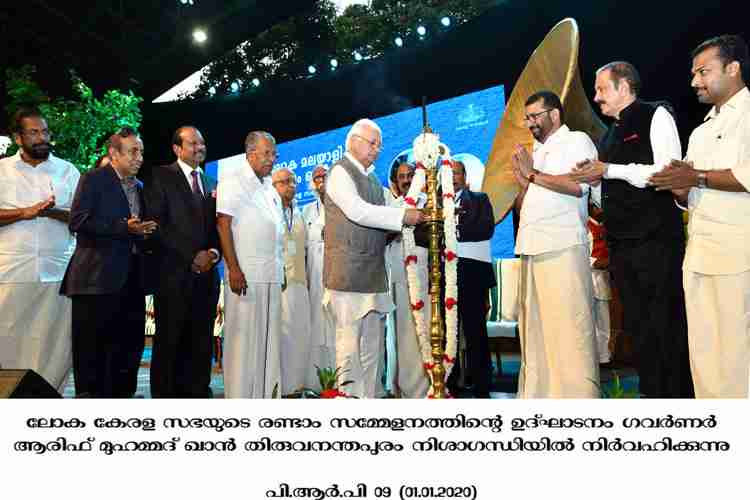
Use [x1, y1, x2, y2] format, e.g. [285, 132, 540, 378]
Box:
[571, 61, 694, 398]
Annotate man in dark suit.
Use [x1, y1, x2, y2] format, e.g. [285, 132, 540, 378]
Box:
[144, 126, 221, 398]
[61, 127, 157, 397]
[447, 160, 496, 398]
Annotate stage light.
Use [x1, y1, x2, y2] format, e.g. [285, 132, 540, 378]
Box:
[208, 86, 216, 96]
[252, 78, 260, 87]
[417, 26, 427, 37]
[180, 0, 195, 5]
[441, 16, 451, 27]
[192, 29, 207, 44]
[308, 65, 317, 74]
[394, 37, 403, 48]
[330, 58, 338, 69]
[353, 51, 363, 62]
[230, 81, 240, 93]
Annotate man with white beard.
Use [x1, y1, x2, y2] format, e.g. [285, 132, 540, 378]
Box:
[384, 161, 430, 398]
[273, 168, 313, 394]
[303, 165, 336, 378]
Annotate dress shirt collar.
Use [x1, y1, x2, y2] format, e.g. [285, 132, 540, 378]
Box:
[704, 86, 750, 121]
[344, 151, 375, 176]
[533, 124, 570, 153]
[177, 158, 203, 178]
[14, 151, 56, 170]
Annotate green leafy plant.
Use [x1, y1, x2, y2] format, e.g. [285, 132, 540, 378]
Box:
[600, 371, 640, 399]
[4, 65, 143, 172]
[285, 365, 354, 398]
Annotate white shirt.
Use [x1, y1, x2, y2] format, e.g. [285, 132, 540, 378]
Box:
[177, 159, 205, 195]
[516, 125, 597, 256]
[0, 152, 80, 283]
[323, 152, 405, 321]
[683, 86, 750, 275]
[217, 160, 284, 283]
[603, 106, 682, 188]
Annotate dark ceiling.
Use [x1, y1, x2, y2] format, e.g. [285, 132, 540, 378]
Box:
[0, 0, 314, 112]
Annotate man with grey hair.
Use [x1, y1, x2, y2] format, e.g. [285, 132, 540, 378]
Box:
[323, 118, 423, 398]
[570, 61, 694, 398]
[217, 130, 285, 398]
[302, 164, 336, 376]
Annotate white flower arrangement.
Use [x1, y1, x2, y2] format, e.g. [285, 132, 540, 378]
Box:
[402, 132, 459, 398]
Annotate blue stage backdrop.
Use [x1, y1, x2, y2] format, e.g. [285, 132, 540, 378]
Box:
[205, 84, 514, 258]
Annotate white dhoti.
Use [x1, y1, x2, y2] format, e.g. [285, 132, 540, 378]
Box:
[0, 282, 72, 392]
[517, 244, 599, 398]
[223, 283, 282, 398]
[591, 268, 612, 364]
[307, 243, 336, 376]
[280, 282, 313, 394]
[684, 270, 750, 398]
[389, 281, 430, 398]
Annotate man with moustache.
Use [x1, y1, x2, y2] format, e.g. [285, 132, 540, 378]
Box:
[511, 91, 599, 398]
[323, 119, 423, 398]
[571, 61, 694, 398]
[61, 127, 157, 397]
[302, 165, 336, 375]
[649, 35, 750, 397]
[0, 108, 79, 392]
[217, 131, 285, 398]
[144, 126, 221, 398]
[272, 168, 313, 393]
[384, 161, 430, 398]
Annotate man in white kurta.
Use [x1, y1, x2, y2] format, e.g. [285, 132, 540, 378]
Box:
[302, 165, 336, 377]
[512, 91, 599, 398]
[0, 109, 80, 392]
[273, 168, 314, 394]
[384, 163, 430, 398]
[217, 131, 284, 398]
[649, 36, 750, 398]
[323, 119, 423, 399]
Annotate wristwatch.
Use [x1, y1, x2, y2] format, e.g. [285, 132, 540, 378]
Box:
[528, 171, 537, 184]
[696, 171, 708, 189]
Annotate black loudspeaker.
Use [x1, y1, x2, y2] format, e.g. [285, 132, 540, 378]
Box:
[0, 369, 62, 398]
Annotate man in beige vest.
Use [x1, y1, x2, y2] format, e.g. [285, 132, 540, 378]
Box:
[323, 119, 424, 398]
[272, 168, 314, 394]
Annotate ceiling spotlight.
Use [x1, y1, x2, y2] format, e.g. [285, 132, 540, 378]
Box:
[308, 65, 317, 74]
[353, 51, 363, 62]
[252, 78, 260, 87]
[230, 81, 240, 93]
[441, 17, 451, 27]
[192, 29, 207, 44]
[330, 58, 338, 69]
[394, 37, 403, 48]
[417, 26, 427, 37]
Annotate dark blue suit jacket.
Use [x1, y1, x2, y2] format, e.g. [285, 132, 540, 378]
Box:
[60, 165, 156, 296]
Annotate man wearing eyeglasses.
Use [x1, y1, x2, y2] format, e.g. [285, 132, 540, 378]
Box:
[272, 168, 314, 394]
[302, 164, 336, 381]
[570, 61, 694, 398]
[323, 118, 424, 398]
[0, 107, 80, 393]
[511, 91, 600, 398]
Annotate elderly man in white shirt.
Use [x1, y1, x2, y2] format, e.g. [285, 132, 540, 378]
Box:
[217, 131, 285, 398]
[323, 119, 423, 398]
[650, 35, 750, 398]
[303, 165, 336, 378]
[511, 91, 599, 398]
[0, 108, 80, 391]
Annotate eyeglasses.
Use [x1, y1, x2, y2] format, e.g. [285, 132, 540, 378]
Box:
[353, 134, 382, 151]
[20, 128, 51, 139]
[523, 109, 553, 123]
[274, 178, 296, 186]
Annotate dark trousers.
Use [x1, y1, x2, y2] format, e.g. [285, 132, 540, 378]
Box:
[447, 263, 493, 398]
[609, 237, 694, 398]
[150, 269, 219, 398]
[71, 257, 145, 397]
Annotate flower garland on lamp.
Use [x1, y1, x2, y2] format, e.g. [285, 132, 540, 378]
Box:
[402, 132, 459, 398]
